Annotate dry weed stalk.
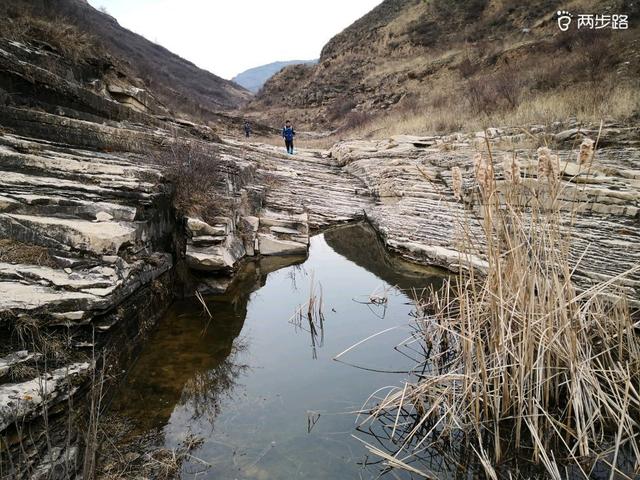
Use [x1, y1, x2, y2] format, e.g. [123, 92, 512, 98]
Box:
[361, 141, 640, 478]
[501, 153, 521, 185]
[474, 152, 495, 193]
[451, 166, 463, 200]
[536, 146, 560, 183]
[578, 137, 596, 165]
[289, 273, 325, 359]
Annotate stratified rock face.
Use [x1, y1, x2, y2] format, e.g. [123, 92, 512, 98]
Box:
[184, 207, 310, 271]
[183, 139, 373, 272]
[185, 216, 246, 272]
[0, 132, 175, 477]
[221, 123, 640, 301]
[338, 126, 640, 298]
[221, 140, 374, 229]
[1, 1, 250, 120]
[0, 363, 90, 431]
[257, 209, 309, 256]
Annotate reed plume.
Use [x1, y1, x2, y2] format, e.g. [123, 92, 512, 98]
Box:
[578, 137, 595, 165]
[451, 166, 463, 200]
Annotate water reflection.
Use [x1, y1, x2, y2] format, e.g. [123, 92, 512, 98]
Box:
[109, 256, 305, 433]
[109, 222, 447, 479]
[324, 222, 445, 293]
[289, 273, 326, 360]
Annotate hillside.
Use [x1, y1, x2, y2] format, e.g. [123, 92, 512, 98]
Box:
[247, 0, 640, 134]
[232, 59, 317, 93]
[1, 0, 251, 124]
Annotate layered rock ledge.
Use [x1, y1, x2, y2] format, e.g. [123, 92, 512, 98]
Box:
[220, 124, 640, 301]
[0, 131, 175, 476]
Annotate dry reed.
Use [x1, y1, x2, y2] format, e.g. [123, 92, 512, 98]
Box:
[578, 138, 595, 166]
[451, 166, 463, 200]
[289, 273, 325, 359]
[358, 140, 640, 478]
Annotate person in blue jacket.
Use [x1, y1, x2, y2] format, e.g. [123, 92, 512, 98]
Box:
[282, 120, 295, 154]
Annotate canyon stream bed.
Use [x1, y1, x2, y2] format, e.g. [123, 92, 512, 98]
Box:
[105, 223, 446, 479]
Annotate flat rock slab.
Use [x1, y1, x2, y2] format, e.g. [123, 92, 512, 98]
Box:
[186, 237, 246, 272]
[0, 214, 136, 254]
[0, 263, 119, 291]
[270, 226, 301, 235]
[258, 234, 308, 256]
[0, 281, 101, 311]
[0, 363, 90, 431]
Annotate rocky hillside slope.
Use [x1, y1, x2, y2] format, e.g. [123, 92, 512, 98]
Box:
[2, 0, 251, 123]
[0, 4, 255, 476]
[247, 0, 640, 132]
[232, 59, 317, 93]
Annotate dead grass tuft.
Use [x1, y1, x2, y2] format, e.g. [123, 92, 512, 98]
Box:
[0, 9, 100, 63]
[0, 239, 57, 268]
[358, 140, 640, 477]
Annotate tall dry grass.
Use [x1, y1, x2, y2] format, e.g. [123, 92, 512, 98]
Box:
[0, 9, 100, 62]
[357, 138, 640, 478]
[342, 80, 640, 139]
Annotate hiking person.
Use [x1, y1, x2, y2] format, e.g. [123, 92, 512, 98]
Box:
[243, 120, 252, 138]
[282, 120, 295, 154]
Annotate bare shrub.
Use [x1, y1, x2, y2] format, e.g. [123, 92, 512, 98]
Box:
[154, 142, 235, 223]
[566, 29, 618, 82]
[341, 111, 372, 132]
[492, 69, 521, 109]
[408, 14, 442, 48]
[529, 56, 568, 91]
[465, 77, 498, 116]
[457, 56, 481, 78]
[327, 96, 358, 120]
[396, 92, 421, 114]
[551, 28, 619, 83]
[465, 68, 522, 116]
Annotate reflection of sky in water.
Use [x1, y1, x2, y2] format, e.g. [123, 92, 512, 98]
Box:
[112, 225, 445, 479]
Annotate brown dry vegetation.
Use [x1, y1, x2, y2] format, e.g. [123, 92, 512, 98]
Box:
[357, 139, 640, 478]
[248, 0, 640, 138]
[96, 415, 205, 480]
[0, 8, 100, 63]
[153, 142, 237, 224]
[0, 239, 57, 268]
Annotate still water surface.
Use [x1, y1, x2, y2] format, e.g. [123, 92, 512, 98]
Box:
[110, 223, 445, 479]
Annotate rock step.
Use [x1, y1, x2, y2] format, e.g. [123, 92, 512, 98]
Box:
[0, 193, 138, 221]
[0, 363, 91, 431]
[0, 213, 138, 255]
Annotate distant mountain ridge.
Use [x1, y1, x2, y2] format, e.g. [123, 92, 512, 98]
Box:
[233, 60, 317, 93]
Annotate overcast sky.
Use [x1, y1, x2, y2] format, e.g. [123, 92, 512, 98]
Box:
[87, 0, 382, 79]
